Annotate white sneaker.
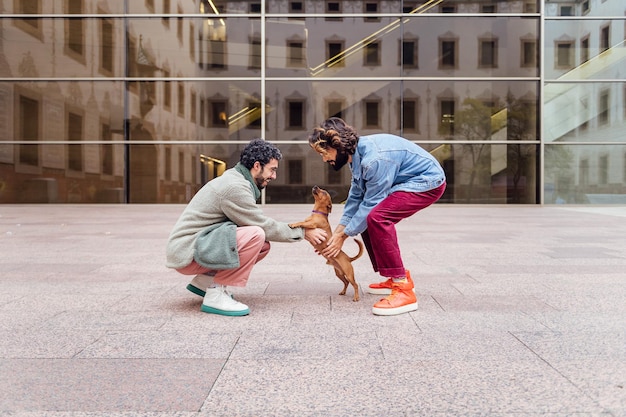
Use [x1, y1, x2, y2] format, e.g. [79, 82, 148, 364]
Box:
[201, 286, 249, 316]
[186, 273, 216, 297]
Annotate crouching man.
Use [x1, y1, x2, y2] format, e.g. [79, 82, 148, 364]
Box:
[166, 138, 326, 316]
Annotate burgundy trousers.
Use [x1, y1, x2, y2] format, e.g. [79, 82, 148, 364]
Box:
[360, 182, 446, 278]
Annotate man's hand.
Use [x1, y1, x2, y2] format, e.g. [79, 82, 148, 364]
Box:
[320, 230, 348, 258]
[304, 228, 327, 245]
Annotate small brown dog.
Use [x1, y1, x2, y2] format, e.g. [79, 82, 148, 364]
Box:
[290, 186, 364, 301]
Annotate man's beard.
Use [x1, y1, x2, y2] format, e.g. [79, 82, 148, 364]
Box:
[331, 151, 349, 171]
[255, 174, 269, 189]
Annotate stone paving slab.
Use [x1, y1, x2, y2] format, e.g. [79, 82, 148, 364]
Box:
[201, 358, 600, 416]
[0, 204, 625, 417]
[0, 359, 220, 412]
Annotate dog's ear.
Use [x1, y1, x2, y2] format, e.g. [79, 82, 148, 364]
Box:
[326, 203, 332, 213]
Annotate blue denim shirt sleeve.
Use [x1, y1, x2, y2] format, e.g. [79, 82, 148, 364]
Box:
[341, 159, 396, 236]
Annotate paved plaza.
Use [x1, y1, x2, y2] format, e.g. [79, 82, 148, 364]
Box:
[0, 203, 625, 417]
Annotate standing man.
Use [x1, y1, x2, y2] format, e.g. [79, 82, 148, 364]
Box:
[166, 138, 326, 316]
[308, 118, 446, 316]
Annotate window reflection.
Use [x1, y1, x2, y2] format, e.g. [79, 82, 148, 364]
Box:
[544, 82, 625, 144]
[0, 1, 623, 205]
[545, 145, 626, 204]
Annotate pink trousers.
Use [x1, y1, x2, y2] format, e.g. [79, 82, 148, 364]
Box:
[175, 226, 270, 287]
[361, 183, 446, 278]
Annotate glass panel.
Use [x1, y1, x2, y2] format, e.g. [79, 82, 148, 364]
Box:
[139, 141, 275, 204]
[2, 2, 126, 14]
[0, 141, 261, 204]
[545, 145, 626, 204]
[266, 15, 539, 78]
[0, 79, 263, 142]
[402, 80, 539, 141]
[2, 18, 125, 78]
[128, 17, 264, 78]
[123, 79, 262, 142]
[128, 0, 179, 14]
[124, 80, 264, 141]
[402, 16, 539, 77]
[0, 81, 125, 203]
[0, 16, 274, 79]
[266, 17, 401, 77]
[437, 143, 538, 204]
[189, 0, 264, 15]
[0, 144, 125, 203]
[1, 1, 264, 15]
[265, 80, 538, 142]
[0, 81, 126, 142]
[544, 82, 625, 143]
[263, 1, 539, 14]
[1, 15, 541, 80]
[264, 143, 350, 204]
[262, 143, 537, 204]
[265, 80, 403, 140]
[544, 0, 617, 17]
[544, 20, 626, 81]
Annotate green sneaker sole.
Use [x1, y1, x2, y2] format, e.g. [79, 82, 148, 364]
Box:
[186, 284, 206, 297]
[201, 304, 250, 316]
[187, 284, 236, 299]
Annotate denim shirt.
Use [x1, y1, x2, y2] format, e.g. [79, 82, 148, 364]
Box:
[340, 134, 446, 236]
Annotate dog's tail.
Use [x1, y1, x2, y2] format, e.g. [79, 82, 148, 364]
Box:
[349, 239, 365, 262]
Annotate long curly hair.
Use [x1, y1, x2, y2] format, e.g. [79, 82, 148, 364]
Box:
[240, 138, 282, 169]
[308, 117, 359, 155]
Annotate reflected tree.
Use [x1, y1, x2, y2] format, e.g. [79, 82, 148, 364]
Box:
[444, 93, 548, 203]
[544, 145, 575, 203]
[447, 98, 494, 202]
[504, 92, 536, 203]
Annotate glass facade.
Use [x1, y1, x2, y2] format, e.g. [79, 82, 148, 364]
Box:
[0, 0, 623, 204]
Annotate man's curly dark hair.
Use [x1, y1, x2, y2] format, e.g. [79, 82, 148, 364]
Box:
[308, 117, 359, 155]
[239, 138, 282, 169]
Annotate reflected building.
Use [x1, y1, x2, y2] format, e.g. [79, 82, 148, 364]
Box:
[543, 0, 625, 203]
[0, 0, 623, 204]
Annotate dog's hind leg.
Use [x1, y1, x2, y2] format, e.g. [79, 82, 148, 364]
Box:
[349, 279, 359, 302]
[334, 268, 349, 295]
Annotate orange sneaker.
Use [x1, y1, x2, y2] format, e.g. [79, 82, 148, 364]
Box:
[372, 279, 418, 316]
[366, 270, 414, 295]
